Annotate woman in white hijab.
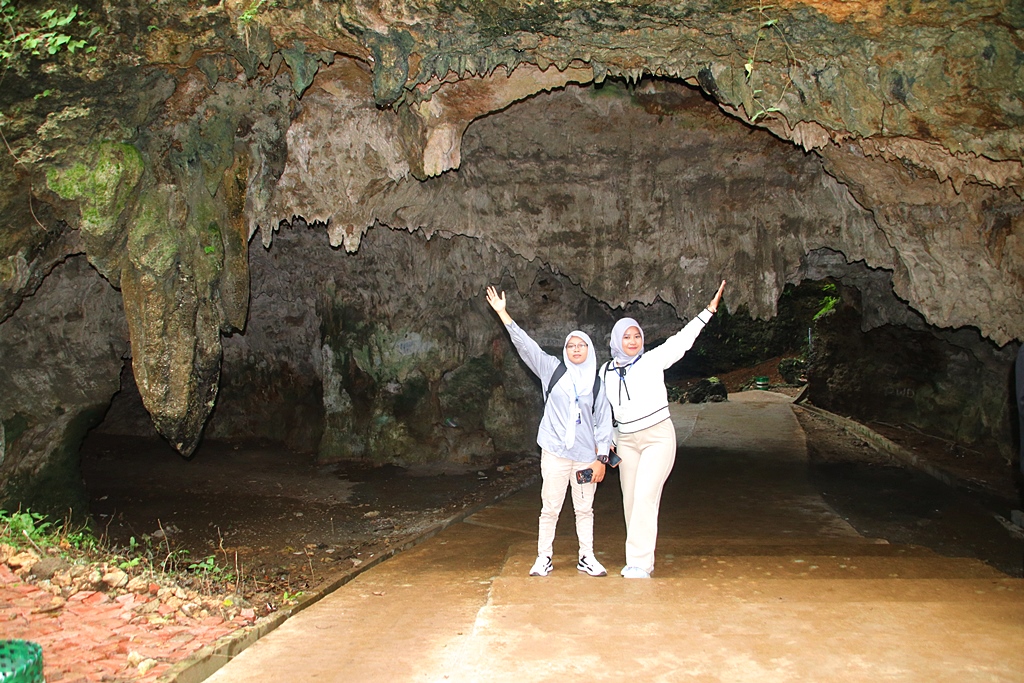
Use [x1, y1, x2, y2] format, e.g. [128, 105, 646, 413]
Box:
[603, 280, 726, 578]
[486, 286, 614, 578]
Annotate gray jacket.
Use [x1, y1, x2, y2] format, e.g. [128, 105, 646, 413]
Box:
[505, 322, 613, 462]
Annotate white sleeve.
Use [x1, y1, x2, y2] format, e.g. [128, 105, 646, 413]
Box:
[645, 309, 713, 370]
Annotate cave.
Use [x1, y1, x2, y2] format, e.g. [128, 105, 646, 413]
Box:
[1, 0, 1022, 571]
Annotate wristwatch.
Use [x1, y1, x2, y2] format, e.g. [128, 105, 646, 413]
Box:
[596, 454, 610, 464]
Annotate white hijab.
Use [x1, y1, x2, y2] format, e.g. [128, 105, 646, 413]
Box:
[559, 330, 596, 448]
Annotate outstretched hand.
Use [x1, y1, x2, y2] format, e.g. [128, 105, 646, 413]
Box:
[486, 286, 506, 314]
[708, 279, 726, 313]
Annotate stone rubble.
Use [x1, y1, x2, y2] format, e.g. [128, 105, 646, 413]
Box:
[0, 543, 256, 682]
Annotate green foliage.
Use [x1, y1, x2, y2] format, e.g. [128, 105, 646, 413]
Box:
[813, 297, 839, 320]
[239, 0, 275, 26]
[0, 508, 246, 601]
[238, 0, 275, 48]
[115, 536, 144, 570]
[814, 283, 839, 321]
[0, 507, 98, 554]
[188, 554, 235, 582]
[202, 221, 221, 257]
[161, 548, 190, 573]
[1, 508, 52, 540]
[0, 0, 97, 66]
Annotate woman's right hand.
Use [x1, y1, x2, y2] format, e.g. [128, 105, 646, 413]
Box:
[486, 286, 507, 314]
[708, 279, 726, 313]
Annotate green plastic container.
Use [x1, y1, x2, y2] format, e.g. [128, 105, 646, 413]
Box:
[753, 376, 770, 390]
[0, 640, 43, 683]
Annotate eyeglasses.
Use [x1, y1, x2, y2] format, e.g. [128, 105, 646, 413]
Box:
[565, 343, 588, 351]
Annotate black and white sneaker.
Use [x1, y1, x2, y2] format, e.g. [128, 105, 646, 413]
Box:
[576, 555, 608, 577]
[529, 556, 553, 576]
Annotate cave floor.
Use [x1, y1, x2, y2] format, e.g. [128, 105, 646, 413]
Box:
[80, 435, 536, 611]
[4, 390, 1020, 682]
[78, 383, 1021, 618]
[197, 393, 1024, 683]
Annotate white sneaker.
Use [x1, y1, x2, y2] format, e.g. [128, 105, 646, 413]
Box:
[529, 556, 553, 577]
[577, 555, 608, 577]
[620, 565, 651, 579]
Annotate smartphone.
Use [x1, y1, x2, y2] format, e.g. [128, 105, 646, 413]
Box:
[576, 468, 593, 484]
[608, 452, 621, 467]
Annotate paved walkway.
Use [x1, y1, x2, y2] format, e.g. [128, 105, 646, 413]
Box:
[203, 392, 1024, 682]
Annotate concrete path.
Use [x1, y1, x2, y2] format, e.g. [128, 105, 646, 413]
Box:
[205, 392, 1024, 682]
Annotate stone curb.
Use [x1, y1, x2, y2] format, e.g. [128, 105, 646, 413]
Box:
[793, 401, 1024, 543]
[793, 402, 962, 490]
[158, 471, 541, 683]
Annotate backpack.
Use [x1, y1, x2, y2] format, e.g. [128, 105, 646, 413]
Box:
[544, 361, 604, 409]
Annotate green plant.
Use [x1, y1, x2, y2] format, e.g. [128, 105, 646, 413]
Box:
[1, 507, 101, 557]
[813, 283, 839, 321]
[0, 0, 97, 66]
[237, 0, 275, 48]
[0, 508, 52, 541]
[239, 0, 272, 25]
[114, 536, 143, 570]
[188, 554, 235, 583]
[161, 547, 190, 573]
[62, 528, 97, 551]
[742, 0, 797, 123]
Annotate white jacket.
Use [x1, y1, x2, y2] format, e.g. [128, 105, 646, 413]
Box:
[602, 309, 714, 434]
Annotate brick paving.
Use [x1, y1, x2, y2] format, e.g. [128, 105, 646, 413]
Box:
[1, 562, 254, 682]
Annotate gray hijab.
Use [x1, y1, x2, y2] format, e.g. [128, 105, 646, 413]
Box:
[610, 317, 644, 366]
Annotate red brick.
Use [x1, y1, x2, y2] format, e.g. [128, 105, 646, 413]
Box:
[82, 592, 110, 606]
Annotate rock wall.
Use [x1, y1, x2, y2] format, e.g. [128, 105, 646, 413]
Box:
[0, 256, 128, 515]
[808, 287, 1020, 462]
[203, 222, 653, 464]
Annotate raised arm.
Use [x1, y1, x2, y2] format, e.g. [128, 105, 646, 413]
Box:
[486, 285, 558, 380]
[487, 286, 514, 325]
[647, 279, 726, 369]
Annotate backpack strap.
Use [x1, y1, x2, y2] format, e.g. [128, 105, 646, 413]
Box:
[547, 361, 611, 414]
[544, 362, 568, 402]
[599, 360, 618, 425]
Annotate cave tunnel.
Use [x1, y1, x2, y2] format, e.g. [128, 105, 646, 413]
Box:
[6, 75, 1022, 588]
[1, 0, 1024, 674]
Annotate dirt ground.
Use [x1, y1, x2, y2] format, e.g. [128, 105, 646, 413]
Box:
[80, 437, 538, 615]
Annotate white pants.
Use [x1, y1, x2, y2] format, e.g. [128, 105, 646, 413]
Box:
[537, 449, 598, 559]
[616, 419, 676, 573]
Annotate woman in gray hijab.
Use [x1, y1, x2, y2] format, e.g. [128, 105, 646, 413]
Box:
[487, 285, 614, 577]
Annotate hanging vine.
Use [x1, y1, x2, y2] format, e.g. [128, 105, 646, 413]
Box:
[742, 0, 798, 123]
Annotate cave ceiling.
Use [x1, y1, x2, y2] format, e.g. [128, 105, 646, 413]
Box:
[0, 0, 1022, 455]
